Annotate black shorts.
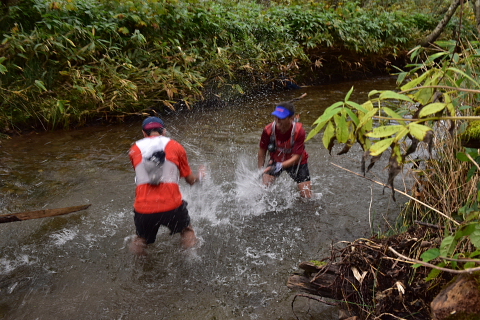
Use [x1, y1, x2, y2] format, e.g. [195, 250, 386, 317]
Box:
[271, 163, 311, 183]
[134, 201, 191, 244]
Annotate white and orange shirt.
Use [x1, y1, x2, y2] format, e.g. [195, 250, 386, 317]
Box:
[129, 136, 192, 214]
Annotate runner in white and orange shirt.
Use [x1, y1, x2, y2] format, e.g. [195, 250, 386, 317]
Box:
[129, 116, 205, 254]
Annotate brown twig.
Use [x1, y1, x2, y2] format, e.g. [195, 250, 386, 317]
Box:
[388, 246, 480, 274]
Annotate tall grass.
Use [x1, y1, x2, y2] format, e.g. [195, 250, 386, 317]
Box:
[0, 0, 475, 132]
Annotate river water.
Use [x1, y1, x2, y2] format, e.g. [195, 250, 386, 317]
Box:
[0, 77, 408, 320]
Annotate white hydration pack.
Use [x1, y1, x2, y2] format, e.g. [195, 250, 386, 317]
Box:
[134, 136, 180, 185]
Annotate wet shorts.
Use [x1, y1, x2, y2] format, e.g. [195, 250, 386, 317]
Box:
[134, 201, 191, 244]
[271, 163, 311, 183]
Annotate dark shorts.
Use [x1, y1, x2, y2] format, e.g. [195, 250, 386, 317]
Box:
[134, 200, 191, 244]
[271, 163, 311, 183]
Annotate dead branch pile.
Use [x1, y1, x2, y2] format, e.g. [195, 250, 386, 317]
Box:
[288, 226, 453, 319]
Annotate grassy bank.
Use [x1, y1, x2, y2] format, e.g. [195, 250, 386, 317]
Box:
[0, 0, 475, 134]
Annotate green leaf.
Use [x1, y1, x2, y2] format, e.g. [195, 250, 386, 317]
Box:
[418, 102, 446, 118]
[470, 224, 480, 250]
[400, 69, 432, 91]
[421, 248, 440, 262]
[366, 125, 405, 138]
[378, 90, 413, 103]
[456, 152, 470, 162]
[440, 235, 456, 257]
[382, 107, 406, 125]
[306, 120, 328, 141]
[369, 137, 394, 156]
[34, 80, 47, 92]
[394, 127, 409, 143]
[345, 100, 368, 113]
[408, 123, 432, 141]
[415, 87, 434, 105]
[443, 93, 456, 117]
[334, 114, 349, 144]
[446, 67, 480, 88]
[322, 121, 335, 150]
[356, 108, 378, 131]
[344, 86, 354, 102]
[312, 102, 343, 125]
[425, 262, 445, 281]
[362, 100, 374, 111]
[368, 89, 381, 98]
[345, 109, 359, 126]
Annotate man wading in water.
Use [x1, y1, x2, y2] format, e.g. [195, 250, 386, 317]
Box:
[258, 97, 313, 198]
[129, 116, 205, 254]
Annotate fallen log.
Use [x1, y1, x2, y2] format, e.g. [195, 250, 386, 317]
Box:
[0, 204, 91, 223]
[288, 262, 356, 300]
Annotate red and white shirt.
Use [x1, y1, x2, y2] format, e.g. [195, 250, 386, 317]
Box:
[129, 136, 192, 214]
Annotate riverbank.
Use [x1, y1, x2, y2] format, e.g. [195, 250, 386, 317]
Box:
[1, 0, 464, 135]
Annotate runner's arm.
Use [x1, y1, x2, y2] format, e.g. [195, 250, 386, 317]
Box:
[258, 147, 267, 169]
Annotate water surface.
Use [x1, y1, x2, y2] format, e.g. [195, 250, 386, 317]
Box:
[0, 77, 408, 320]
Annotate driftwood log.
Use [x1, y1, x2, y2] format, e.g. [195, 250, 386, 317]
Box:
[288, 262, 355, 300]
[0, 204, 91, 223]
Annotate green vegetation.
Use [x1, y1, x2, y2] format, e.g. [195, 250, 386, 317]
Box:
[308, 38, 480, 283]
[1, 0, 474, 133]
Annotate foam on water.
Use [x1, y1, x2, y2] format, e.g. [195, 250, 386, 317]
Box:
[50, 227, 78, 246]
[0, 254, 36, 275]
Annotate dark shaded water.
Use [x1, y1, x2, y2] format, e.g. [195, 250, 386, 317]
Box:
[0, 77, 408, 320]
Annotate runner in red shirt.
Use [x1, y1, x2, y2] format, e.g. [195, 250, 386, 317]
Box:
[129, 117, 205, 254]
[258, 100, 312, 198]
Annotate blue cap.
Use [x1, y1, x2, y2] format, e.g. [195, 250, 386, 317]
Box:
[271, 106, 293, 119]
[142, 117, 165, 130]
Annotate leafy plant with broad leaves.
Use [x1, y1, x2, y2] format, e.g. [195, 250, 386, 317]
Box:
[307, 40, 480, 200]
[307, 39, 480, 277]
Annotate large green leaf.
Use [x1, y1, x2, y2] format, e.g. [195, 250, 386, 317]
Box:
[306, 120, 328, 141]
[322, 121, 335, 150]
[369, 137, 394, 156]
[418, 102, 446, 118]
[334, 113, 349, 144]
[366, 125, 405, 138]
[409, 123, 432, 141]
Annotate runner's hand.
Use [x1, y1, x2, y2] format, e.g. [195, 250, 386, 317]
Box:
[264, 162, 282, 175]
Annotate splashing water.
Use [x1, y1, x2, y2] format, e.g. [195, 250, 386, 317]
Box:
[50, 227, 78, 246]
[233, 154, 299, 216]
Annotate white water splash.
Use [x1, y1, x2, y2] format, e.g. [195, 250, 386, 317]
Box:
[0, 254, 36, 275]
[50, 227, 78, 246]
[233, 154, 298, 216]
